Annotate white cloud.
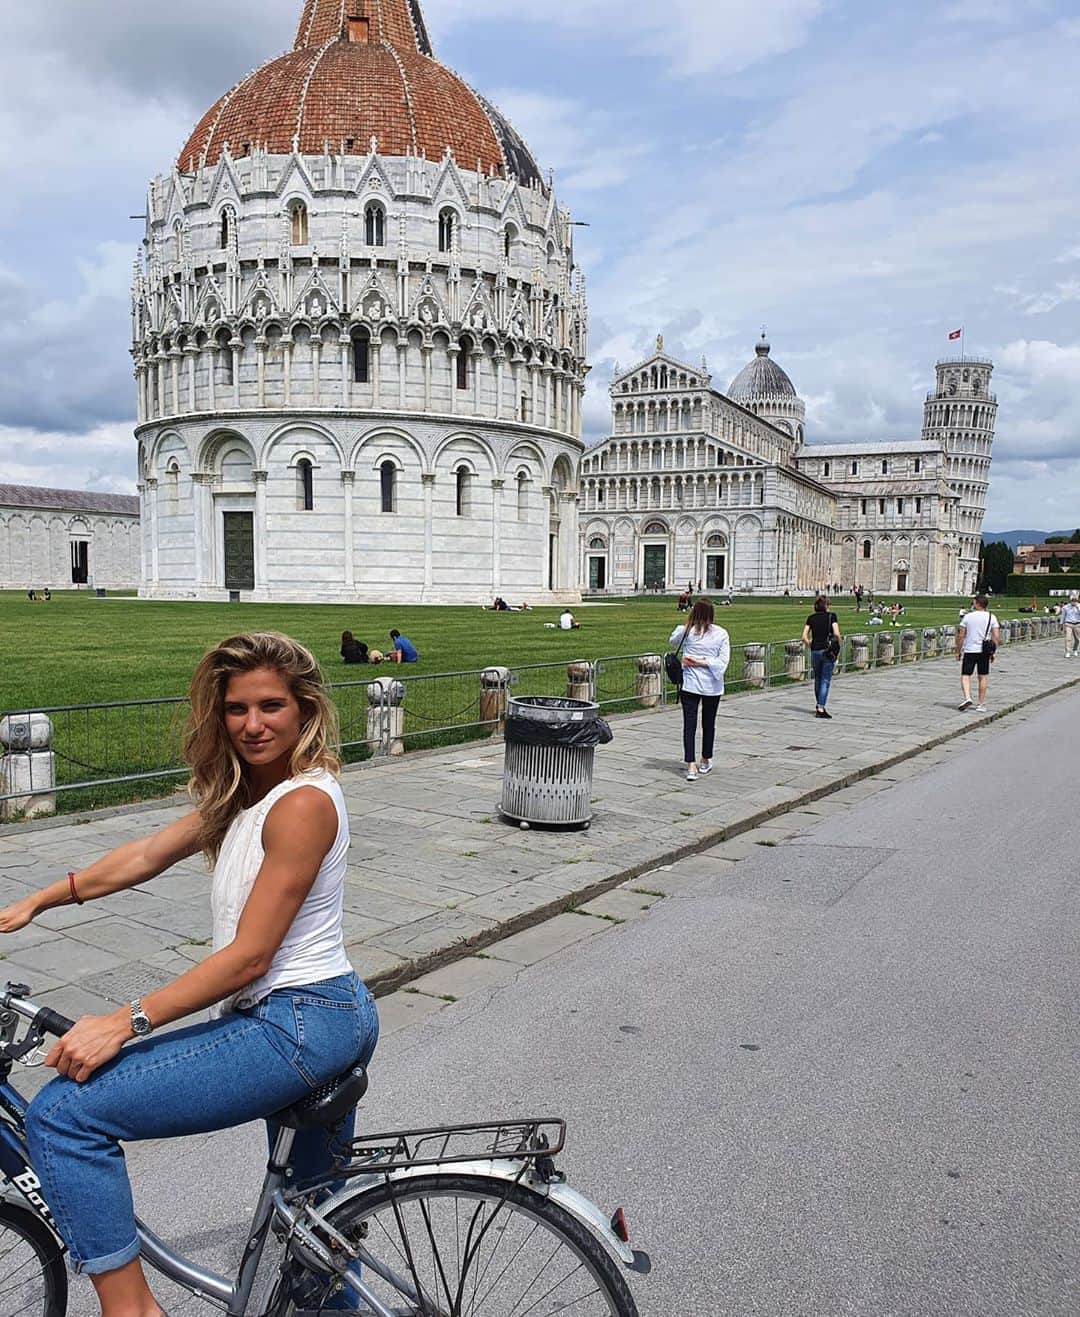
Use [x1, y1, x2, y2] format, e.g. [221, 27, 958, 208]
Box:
[0, 422, 136, 492]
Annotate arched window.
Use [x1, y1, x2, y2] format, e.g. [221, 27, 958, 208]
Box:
[456, 336, 471, 391]
[165, 461, 180, 514]
[297, 458, 314, 512]
[380, 461, 397, 514]
[503, 225, 516, 261]
[352, 329, 370, 384]
[364, 202, 385, 247]
[881, 458, 889, 475]
[217, 330, 234, 385]
[517, 471, 529, 519]
[862, 539, 872, 560]
[823, 460, 831, 477]
[588, 537, 606, 550]
[455, 466, 472, 517]
[438, 208, 456, 253]
[173, 224, 183, 265]
[290, 201, 309, 246]
[220, 207, 236, 249]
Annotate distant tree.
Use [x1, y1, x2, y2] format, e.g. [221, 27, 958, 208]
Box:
[980, 540, 1014, 594]
[1070, 529, 1080, 543]
[1048, 555, 1065, 573]
[1045, 535, 1068, 544]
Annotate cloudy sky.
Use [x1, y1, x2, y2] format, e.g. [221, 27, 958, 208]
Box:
[2, 0, 1078, 530]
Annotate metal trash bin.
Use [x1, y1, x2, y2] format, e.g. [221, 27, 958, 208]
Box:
[499, 697, 612, 829]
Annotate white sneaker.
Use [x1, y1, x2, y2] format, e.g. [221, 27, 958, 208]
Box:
[975, 704, 987, 713]
[958, 698, 974, 711]
[685, 765, 699, 782]
[698, 759, 713, 775]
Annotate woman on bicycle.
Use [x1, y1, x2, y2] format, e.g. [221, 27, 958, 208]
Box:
[0, 632, 378, 1317]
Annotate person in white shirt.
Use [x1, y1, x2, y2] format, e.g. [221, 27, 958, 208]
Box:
[669, 599, 731, 782]
[559, 610, 580, 631]
[956, 595, 1001, 712]
[1060, 592, 1080, 657]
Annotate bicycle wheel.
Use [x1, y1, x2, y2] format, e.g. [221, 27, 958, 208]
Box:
[282, 1172, 638, 1316]
[0, 1203, 67, 1317]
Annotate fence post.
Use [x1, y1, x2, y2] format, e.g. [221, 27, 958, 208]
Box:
[635, 654, 663, 708]
[998, 620, 1009, 647]
[850, 635, 869, 671]
[900, 629, 917, 663]
[0, 714, 55, 821]
[922, 627, 938, 659]
[939, 625, 956, 656]
[744, 643, 766, 689]
[876, 631, 895, 666]
[368, 677, 405, 757]
[566, 661, 593, 701]
[479, 667, 511, 734]
[784, 639, 805, 681]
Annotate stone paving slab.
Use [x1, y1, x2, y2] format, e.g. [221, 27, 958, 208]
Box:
[0, 640, 1077, 1019]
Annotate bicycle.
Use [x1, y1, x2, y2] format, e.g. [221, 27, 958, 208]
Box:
[0, 983, 647, 1316]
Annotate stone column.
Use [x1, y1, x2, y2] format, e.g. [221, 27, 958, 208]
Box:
[207, 344, 218, 412]
[253, 469, 268, 592]
[636, 654, 663, 708]
[494, 353, 506, 420]
[479, 666, 511, 733]
[559, 492, 579, 593]
[312, 338, 322, 407]
[191, 473, 213, 589]
[0, 714, 55, 821]
[340, 335, 351, 408]
[900, 629, 917, 662]
[368, 676, 405, 757]
[185, 346, 198, 413]
[230, 338, 241, 410]
[922, 627, 938, 658]
[850, 634, 869, 670]
[422, 472, 435, 592]
[398, 339, 408, 407]
[784, 640, 805, 680]
[341, 470, 355, 591]
[744, 643, 766, 688]
[146, 477, 159, 586]
[939, 624, 956, 654]
[447, 346, 458, 415]
[566, 661, 593, 701]
[169, 350, 181, 416]
[256, 339, 267, 408]
[282, 341, 292, 406]
[490, 477, 504, 595]
[876, 631, 895, 666]
[371, 332, 382, 408]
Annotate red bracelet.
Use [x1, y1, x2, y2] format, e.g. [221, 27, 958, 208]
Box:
[67, 871, 83, 906]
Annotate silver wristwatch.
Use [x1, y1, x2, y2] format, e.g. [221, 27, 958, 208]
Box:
[129, 999, 153, 1037]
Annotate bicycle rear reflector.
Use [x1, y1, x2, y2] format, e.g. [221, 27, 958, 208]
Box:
[611, 1207, 630, 1242]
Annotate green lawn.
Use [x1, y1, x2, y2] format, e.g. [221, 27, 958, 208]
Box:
[0, 589, 1022, 711]
[0, 589, 1034, 816]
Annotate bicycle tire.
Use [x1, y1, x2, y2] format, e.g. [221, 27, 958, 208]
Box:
[0, 1202, 67, 1317]
[279, 1172, 638, 1316]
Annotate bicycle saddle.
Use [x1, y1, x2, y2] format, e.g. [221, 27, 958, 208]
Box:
[274, 1064, 369, 1130]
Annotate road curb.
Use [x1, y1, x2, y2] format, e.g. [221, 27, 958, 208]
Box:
[363, 667, 1080, 996]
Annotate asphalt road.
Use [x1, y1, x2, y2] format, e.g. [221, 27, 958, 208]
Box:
[63, 687, 1079, 1316]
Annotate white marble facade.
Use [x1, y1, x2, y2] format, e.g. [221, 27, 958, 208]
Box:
[580, 343, 995, 596]
[134, 145, 587, 603]
[0, 487, 140, 591]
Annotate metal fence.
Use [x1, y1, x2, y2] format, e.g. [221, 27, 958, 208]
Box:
[0, 615, 1059, 817]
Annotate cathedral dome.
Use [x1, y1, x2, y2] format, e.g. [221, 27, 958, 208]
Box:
[177, 0, 543, 188]
[728, 334, 798, 401]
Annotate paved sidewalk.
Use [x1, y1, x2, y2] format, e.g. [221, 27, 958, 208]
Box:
[1, 639, 1077, 1046]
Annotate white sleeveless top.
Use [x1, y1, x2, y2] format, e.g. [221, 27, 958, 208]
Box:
[209, 768, 352, 1017]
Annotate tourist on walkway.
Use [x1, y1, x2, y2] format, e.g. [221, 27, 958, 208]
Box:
[957, 595, 1000, 712]
[1060, 592, 1080, 658]
[387, 628, 419, 663]
[340, 630, 369, 664]
[670, 599, 730, 782]
[0, 632, 378, 1315]
[802, 596, 841, 719]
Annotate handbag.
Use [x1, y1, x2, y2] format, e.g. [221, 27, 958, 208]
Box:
[826, 613, 841, 660]
[664, 626, 688, 686]
[981, 614, 997, 658]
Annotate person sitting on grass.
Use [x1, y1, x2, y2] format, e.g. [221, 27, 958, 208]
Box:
[340, 630, 369, 665]
[559, 609, 581, 631]
[386, 629, 419, 663]
[42, 587, 51, 602]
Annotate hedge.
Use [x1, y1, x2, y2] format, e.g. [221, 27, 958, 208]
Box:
[1006, 574, 1080, 597]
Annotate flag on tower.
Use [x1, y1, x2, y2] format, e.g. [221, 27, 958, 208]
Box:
[948, 328, 962, 341]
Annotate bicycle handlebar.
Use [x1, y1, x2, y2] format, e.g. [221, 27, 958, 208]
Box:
[1, 984, 75, 1036]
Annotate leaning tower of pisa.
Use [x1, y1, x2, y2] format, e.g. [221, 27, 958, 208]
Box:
[921, 357, 996, 594]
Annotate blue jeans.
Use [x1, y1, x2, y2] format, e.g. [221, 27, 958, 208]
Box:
[811, 650, 835, 709]
[26, 973, 378, 1275]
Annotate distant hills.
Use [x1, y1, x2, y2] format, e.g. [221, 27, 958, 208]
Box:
[981, 530, 1071, 550]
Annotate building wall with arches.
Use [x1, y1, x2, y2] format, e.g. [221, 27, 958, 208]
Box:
[134, 146, 587, 603]
[0, 488, 140, 590]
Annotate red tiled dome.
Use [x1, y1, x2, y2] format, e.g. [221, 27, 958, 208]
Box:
[177, 0, 542, 188]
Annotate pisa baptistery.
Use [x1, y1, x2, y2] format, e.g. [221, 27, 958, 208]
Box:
[133, 0, 588, 602]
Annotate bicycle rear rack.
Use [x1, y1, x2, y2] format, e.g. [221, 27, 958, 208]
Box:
[341, 1117, 566, 1175]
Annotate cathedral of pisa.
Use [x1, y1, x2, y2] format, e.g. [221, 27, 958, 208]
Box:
[132, 0, 994, 603]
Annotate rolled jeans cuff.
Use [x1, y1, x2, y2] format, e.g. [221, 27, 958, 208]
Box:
[69, 1235, 140, 1277]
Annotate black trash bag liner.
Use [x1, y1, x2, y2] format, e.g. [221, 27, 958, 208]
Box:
[505, 713, 614, 748]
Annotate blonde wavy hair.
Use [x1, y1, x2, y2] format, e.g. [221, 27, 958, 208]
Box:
[183, 632, 340, 863]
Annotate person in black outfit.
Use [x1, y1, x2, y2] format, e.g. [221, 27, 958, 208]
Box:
[802, 595, 841, 718]
[340, 630, 369, 664]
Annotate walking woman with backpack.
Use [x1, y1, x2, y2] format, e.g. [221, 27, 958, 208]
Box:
[802, 595, 842, 718]
[669, 599, 731, 782]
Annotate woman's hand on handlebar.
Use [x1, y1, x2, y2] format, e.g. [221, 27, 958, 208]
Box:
[0, 897, 38, 935]
[46, 1010, 132, 1084]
